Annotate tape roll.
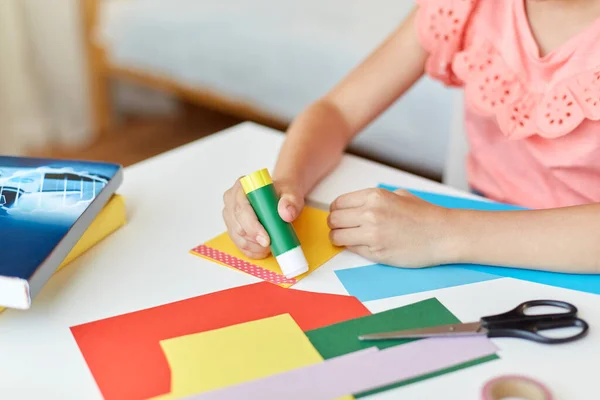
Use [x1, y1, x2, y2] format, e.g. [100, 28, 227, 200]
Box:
[482, 375, 552, 400]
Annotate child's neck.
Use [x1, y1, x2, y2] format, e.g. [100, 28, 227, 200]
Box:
[525, 0, 600, 57]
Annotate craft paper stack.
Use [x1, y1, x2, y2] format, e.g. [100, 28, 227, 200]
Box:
[69, 282, 499, 400]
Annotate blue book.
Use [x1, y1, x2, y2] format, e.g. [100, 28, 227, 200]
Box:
[0, 156, 123, 309]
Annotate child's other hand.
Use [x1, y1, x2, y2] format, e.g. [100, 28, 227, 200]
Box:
[327, 188, 455, 268]
[222, 177, 305, 259]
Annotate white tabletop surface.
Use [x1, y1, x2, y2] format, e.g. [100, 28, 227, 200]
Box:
[1, 122, 597, 400]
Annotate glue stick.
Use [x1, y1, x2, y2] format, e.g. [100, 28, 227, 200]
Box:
[240, 168, 309, 278]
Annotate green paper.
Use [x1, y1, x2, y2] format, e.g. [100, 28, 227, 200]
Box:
[305, 298, 457, 358]
[304, 298, 499, 397]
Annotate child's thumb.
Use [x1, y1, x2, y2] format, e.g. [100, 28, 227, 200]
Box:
[278, 192, 304, 223]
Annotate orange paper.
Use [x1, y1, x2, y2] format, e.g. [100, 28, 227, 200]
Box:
[191, 206, 343, 287]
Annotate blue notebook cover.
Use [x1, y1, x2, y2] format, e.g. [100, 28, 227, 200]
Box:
[0, 156, 123, 309]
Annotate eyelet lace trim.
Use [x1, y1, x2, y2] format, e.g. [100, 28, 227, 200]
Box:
[417, 0, 600, 139]
[454, 40, 600, 139]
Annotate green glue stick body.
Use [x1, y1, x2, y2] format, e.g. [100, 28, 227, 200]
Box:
[240, 168, 309, 278]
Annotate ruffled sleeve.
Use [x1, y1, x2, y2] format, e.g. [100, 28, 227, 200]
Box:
[415, 0, 478, 86]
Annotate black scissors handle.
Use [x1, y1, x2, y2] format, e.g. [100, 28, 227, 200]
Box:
[480, 300, 589, 344]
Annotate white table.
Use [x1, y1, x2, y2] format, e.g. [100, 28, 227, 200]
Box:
[1, 122, 597, 399]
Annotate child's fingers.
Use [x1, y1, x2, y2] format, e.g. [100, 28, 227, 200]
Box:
[327, 208, 363, 229]
[345, 245, 372, 259]
[223, 208, 270, 258]
[233, 183, 270, 247]
[222, 179, 271, 254]
[277, 191, 304, 223]
[328, 227, 365, 247]
[230, 231, 270, 258]
[330, 189, 371, 211]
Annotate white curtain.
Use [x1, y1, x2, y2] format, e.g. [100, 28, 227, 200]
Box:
[0, 0, 94, 155]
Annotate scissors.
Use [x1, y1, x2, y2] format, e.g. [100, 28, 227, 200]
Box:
[358, 300, 589, 344]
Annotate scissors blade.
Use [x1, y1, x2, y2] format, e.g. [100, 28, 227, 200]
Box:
[358, 322, 487, 341]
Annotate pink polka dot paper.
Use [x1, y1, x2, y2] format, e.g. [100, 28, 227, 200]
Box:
[191, 244, 297, 286]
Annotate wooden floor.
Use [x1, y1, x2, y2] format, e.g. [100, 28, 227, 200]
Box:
[28, 103, 245, 167]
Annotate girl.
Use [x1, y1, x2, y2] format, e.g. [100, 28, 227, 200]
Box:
[222, 0, 600, 274]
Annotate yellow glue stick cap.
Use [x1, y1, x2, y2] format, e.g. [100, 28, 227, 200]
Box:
[240, 168, 273, 194]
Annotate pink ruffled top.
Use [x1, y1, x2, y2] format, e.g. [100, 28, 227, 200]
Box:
[415, 0, 600, 208]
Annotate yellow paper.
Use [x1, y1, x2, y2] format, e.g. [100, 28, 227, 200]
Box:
[60, 194, 127, 267]
[151, 314, 324, 399]
[0, 194, 126, 314]
[192, 205, 342, 287]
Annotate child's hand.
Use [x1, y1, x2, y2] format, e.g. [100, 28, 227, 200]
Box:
[222, 178, 305, 259]
[327, 188, 455, 268]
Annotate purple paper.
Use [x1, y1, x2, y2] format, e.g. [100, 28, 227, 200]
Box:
[187, 336, 498, 400]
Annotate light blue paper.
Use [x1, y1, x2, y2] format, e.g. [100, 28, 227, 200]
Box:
[334, 264, 500, 302]
[377, 184, 527, 211]
[462, 265, 600, 295]
[334, 185, 600, 300]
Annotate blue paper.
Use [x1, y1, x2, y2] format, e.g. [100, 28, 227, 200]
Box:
[333, 185, 600, 301]
[377, 184, 527, 211]
[334, 264, 500, 302]
[462, 265, 600, 295]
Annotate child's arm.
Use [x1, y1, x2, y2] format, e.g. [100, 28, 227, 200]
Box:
[273, 7, 427, 213]
[450, 203, 600, 273]
[222, 7, 427, 258]
[274, 8, 426, 194]
[327, 188, 600, 274]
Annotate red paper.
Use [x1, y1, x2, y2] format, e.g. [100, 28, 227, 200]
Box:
[70, 282, 370, 400]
